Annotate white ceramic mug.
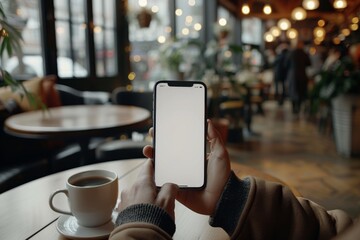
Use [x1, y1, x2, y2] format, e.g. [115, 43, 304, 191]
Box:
[49, 170, 118, 227]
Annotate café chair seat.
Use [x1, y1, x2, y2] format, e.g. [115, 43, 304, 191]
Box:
[219, 100, 245, 143]
[50, 138, 103, 172]
[95, 139, 148, 162]
[0, 159, 48, 193]
[111, 87, 153, 135]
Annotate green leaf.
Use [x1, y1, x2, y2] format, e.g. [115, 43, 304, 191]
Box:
[0, 36, 6, 56]
[0, 3, 6, 19]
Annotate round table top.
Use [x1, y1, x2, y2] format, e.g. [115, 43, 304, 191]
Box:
[4, 105, 151, 139]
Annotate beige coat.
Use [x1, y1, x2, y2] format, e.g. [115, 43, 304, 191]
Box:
[109, 176, 356, 240]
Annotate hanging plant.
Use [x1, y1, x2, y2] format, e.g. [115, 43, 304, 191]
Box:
[136, 7, 153, 28]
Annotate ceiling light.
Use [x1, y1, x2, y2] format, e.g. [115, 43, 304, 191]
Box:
[302, 0, 319, 10]
[242, 4, 250, 15]
[291, 7, 307, 21]
[333, 0, 347, 9]
[263, 4, 272, 15]
[286, 28, 298, 39]
[278, 18, 291, 31]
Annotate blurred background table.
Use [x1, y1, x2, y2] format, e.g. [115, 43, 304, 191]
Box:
[4, 105, 151, 165]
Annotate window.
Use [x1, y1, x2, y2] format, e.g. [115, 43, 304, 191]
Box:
[93, 0, 116, 77]
[128, 0, 171, 90]
[54, 0, 88, 78]
[2, 0, 120, 83]
[175, 0, 203, 39]
[1, 0, 43, 79]
[128, 0, 205, 90]
[54, 0, 117, 78]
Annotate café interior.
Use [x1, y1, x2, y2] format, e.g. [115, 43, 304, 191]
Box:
[0, 0, 360, 221]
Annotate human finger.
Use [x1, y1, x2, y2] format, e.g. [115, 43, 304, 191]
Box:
[156, 183, 179, 220]
[148, 127, 154, 138]
[143, 145, 154, 159]
[207, 119, 229, 161]
[118, 159, 156, 211]
[137, 158, 155, 182]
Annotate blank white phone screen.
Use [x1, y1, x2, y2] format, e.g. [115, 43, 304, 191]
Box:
[154, 82, 206, 188]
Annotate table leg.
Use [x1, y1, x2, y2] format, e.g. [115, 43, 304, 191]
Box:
[78, 139, 91, 166]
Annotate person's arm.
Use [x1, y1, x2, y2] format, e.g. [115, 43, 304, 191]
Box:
[210, 173, 354, 240]
[110, 204, 174, 240]
[109, 159, 178, 240]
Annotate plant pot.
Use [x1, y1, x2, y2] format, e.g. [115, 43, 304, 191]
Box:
[137, 9, 152, 28]
[331, 95, 360, 157]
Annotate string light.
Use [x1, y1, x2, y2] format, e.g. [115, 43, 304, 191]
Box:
[175, 9, 183, 16]
[314, 27, 326, 39]
[138, 0, 147, 7]
[352, 17, 359, 24]
[341, 28, 350, 37]
[350, 23, 358, 31]
[194, 23, 202, 31]
[218, 18, 227, 26]
[317, 19, 325, 27]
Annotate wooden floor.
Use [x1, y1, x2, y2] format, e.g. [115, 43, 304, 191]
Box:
[226, 100, 360, 218]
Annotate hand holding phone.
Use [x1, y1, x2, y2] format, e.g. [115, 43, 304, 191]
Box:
[154, 81, 207, 188]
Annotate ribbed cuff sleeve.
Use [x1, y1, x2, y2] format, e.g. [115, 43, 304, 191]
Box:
[116, 203, 176, 236]
[209, 171, 251, 236]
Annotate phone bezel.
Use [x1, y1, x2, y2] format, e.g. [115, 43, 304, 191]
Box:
[153, 80, 207, 189]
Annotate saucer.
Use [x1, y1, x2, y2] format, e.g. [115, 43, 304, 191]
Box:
[57, 214, 116, 240]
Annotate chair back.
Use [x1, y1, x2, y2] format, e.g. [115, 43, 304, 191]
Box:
[111, 87, 153, 114]
[111, 87, 153, 132]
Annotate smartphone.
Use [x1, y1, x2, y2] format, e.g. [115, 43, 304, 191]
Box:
[154, 80, 207, 188]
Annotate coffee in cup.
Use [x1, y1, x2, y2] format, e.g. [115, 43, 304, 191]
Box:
[49, 169, 118, 227]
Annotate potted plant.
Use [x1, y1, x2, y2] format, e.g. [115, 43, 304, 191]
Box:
[136, 7, 153, 28]
[310, 44, 360, 157]
[0, 2, 43, 109]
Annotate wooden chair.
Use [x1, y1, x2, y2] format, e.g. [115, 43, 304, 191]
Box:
[219, 100, 245, 142]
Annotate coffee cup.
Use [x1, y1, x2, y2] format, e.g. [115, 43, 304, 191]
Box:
[49, 169, 118, 227]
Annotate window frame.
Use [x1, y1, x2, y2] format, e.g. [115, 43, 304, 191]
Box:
[39, 0, 130, 91]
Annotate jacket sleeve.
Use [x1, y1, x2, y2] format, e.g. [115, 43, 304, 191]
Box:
[210, 172, 354, 240]
[109, 203, 174, 240]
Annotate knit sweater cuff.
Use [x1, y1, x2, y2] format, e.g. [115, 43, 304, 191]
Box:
[115, 203, 176, 236]
[209, 171, 251, 235]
